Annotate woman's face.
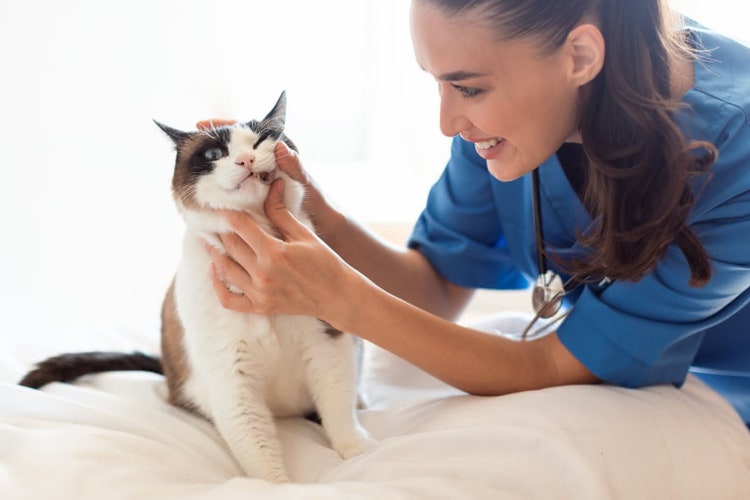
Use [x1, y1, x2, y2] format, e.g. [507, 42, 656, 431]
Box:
[410, 0, 584, 181]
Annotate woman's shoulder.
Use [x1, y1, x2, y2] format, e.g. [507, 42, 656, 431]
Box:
[687, 23, 750, 122]
[681, 25, 750, 219]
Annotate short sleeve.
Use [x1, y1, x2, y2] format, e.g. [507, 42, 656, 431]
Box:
[408, 136, 529, 290]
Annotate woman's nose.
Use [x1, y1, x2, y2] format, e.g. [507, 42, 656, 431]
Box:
[234, 153, 255, 170]
[439, 92, 471, 137]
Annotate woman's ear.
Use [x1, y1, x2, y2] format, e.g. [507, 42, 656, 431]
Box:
[564, 23, 605, 87]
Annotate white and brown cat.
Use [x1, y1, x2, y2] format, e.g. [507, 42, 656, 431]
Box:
[19, 91, 376, 482]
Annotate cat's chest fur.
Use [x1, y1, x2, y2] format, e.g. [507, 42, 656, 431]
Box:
[172, 220, 321, 418]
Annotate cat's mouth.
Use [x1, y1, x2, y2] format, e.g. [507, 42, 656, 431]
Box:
[236, 169, 277, 189]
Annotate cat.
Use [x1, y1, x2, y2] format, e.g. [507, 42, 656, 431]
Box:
[18, 91, 376, 482]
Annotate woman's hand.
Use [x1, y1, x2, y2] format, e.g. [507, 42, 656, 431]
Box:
[205, 177, 359, 327]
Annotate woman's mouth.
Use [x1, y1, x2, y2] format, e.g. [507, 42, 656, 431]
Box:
[474, 138, 505, 159]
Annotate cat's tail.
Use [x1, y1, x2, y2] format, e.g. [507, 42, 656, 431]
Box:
[18, 351, 163, 389]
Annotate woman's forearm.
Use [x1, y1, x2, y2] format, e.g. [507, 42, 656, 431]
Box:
[330, 276, 598, 395]
[277, 144, 472, 320]
[315, 210, 473, 320]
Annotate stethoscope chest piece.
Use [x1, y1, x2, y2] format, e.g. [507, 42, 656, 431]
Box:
[532, 269, 565, 319]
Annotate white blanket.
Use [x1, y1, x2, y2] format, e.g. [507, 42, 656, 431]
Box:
[1, 315, 749, 499]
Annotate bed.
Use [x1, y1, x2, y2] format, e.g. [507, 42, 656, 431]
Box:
[1, 309, 749, 500]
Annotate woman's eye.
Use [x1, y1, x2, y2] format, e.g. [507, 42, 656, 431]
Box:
[452, 84, 483, 98]
[203, 147, 224, 161]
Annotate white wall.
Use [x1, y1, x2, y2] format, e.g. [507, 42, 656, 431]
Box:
[0, 0, 744, 337]
[0, 0, 448, 337]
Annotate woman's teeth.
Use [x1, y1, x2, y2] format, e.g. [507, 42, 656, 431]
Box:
[476, 138, 501, 150]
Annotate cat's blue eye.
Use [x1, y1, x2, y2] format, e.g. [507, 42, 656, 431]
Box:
[451, 84, 484, 99]
[203, 147, 225, 161]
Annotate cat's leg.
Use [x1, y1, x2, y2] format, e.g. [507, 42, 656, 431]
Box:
[302, 331, 377, 459]
[208, 337, 289, 482]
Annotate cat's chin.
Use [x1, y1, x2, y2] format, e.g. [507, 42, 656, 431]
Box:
[232, 183, 272, 206]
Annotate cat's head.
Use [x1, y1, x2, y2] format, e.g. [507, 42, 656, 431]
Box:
[155, 91, 302, 221]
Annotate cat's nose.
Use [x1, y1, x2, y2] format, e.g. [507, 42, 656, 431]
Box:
[235, 153, 255, 170]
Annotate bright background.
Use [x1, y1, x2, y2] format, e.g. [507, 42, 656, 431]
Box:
[0, 0, 745, 338]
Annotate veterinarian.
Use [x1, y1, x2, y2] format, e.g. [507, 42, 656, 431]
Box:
[203, 0, 750, 427]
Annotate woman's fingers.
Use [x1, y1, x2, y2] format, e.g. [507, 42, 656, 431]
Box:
[274, 141, 308, 183]
[204, 237, 262, 313]
[203, 239, 252, 290]
[203, 238, 253, 286]
[274, 141, 299, 175]
[209, 263, 255, 313]
[264, 179, 312, 242]
[218, 209, 270, 252]
[196, 119, 237, 130]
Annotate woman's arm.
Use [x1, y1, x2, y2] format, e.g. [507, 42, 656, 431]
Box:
[207, 144, 598, 395]
[335, 266, 598, 394]
[273, 142, 475, 321]
[314, 216, 475, 321]
[210, 200, 596, 394]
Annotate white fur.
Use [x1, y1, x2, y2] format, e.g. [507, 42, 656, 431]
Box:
[172, 129, 375, 482]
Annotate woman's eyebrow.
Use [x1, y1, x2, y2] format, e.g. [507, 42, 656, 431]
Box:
[415, 61, 488, 82]
[436, 70, 488, 81]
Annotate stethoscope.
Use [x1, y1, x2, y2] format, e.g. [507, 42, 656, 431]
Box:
[520, 169, 581, 340]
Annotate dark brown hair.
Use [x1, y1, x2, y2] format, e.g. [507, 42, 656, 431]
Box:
[422, 0, 717, 286]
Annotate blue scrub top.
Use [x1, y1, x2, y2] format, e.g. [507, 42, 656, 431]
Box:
[409, 26, 750, 425]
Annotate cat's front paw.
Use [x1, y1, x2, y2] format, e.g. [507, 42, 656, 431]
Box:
[242, 463, 289, 483]
[264, 470, 290, 483]
[334, 434, 378, 460]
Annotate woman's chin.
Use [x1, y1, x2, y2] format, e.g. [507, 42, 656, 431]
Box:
[486, 160, 528, 182]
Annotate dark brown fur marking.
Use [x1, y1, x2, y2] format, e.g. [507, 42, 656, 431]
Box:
[159, 278, 196, 412]
[171, 133, 217, 212]
[18, 351, 162, 389]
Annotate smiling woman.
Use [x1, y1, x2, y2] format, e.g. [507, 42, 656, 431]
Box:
[411, 2, 589, 182]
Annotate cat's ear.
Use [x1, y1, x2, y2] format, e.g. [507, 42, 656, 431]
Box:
[154, 120, 192, 146]
[261, 91, 287, 130]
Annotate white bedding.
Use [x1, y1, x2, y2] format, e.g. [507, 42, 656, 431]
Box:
[1, 314, 749, 499]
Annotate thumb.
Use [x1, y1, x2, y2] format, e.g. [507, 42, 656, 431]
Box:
[274, 141, 306, 183]
[265, 178, 311, 241]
